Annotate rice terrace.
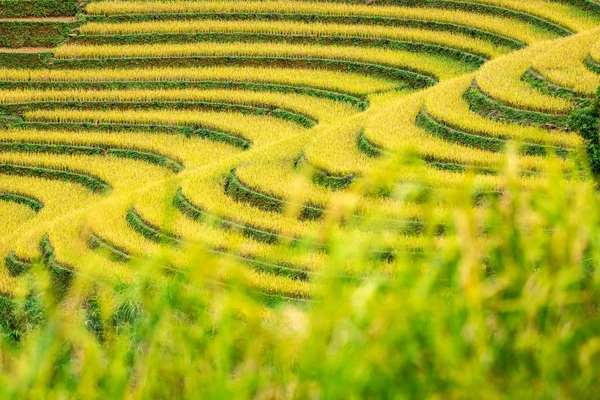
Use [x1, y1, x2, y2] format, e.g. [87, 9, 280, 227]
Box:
[0, 0, 600, 397]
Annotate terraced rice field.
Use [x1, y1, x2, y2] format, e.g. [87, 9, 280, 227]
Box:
[1, 0, 600, 301]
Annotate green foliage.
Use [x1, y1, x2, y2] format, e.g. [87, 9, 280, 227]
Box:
[0, 52, 52, 69]
[568, 88, 600, 175]
[0, 0, 79, 18]
[1, 152, 600, 398]
[0, 21, 77, 48]
[584, 54, 600, 75]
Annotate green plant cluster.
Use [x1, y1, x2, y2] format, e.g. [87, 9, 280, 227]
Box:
[568, 86, 600, 175]
[0, 21, 77, 48]
[0, 153, 599, 397]
[0, 52, 52, 69]
[225, 170, 324, 221]
[0, 191, 43, 212]
[0, 0, 78, 18]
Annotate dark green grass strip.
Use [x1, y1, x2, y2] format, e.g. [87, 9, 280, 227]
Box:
[5, 251, 30, 277]
[72, 32, 487, 67]
[521, 67, 593, 107]
[465, 80, 570, 129]
[415, 107, 571, 157]
[224, 169, 431, 233]
[87, 233, 132, 263]
[0, 141, 184, 173]
[6, 235, 73, 296]
[584, 54, 600, 75]
[50, 56, 439, 89]
[0, 52, 52, 69]
[356, 130, 535, 176]
[0, 80, 370, 111]
[126, 206, 312, 282]
[0, 0, 79, 18]
[357, 130, 384, 158]
[86, 232, 311, 305]
[0, 191, 43, 212]
[225, 169, 324, 221]
[83, 12, 525, 50]
[11, 121, 252, 150]
[174, 188, 285, 245]
[0, 163, 110, 194]
[175, 187, 423, 262]
[1, 100, 318, 129]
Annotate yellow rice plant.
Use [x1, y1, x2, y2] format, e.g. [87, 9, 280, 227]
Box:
[174, 160, 439, 258]
[0, 128, 241, 170]
[1, 88, 357, 123]
[460, 0, 600, 31]
[85, 1, 560, 43]
[0, 202, 36, 239]
[424, 75, 582, 148]
[79, 20, 504, 58]
[24, 109, 309, 147]
[0, 66, 397, 96]
[86, 190, 314, 297]
[351, 91, 571, 174]
[53, 42, 477, 80]
[475, 42, 573, 113]
[532, 28, 600, 97]
[0, 151, 173, 257]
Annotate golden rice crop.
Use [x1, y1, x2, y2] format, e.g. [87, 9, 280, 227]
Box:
[425, 76, 582, 148]
[463, 0, 600, 31]
[0, 128, 241, 169]
[531, 28, 600, 97]
[475, 42, 573, 113]
[79, 19, 504, 58]
[53, 42, 476, 80]
[0, 202, 36, 239]
[24, 109, 309, 147]
[85, 1, 559, 43]
[307, 90, 573, 176]
[0, 66, 397, 96]
[1, 88, 357, 123]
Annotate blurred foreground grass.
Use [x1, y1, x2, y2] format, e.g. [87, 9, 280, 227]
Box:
[0, 147, 599, 399]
